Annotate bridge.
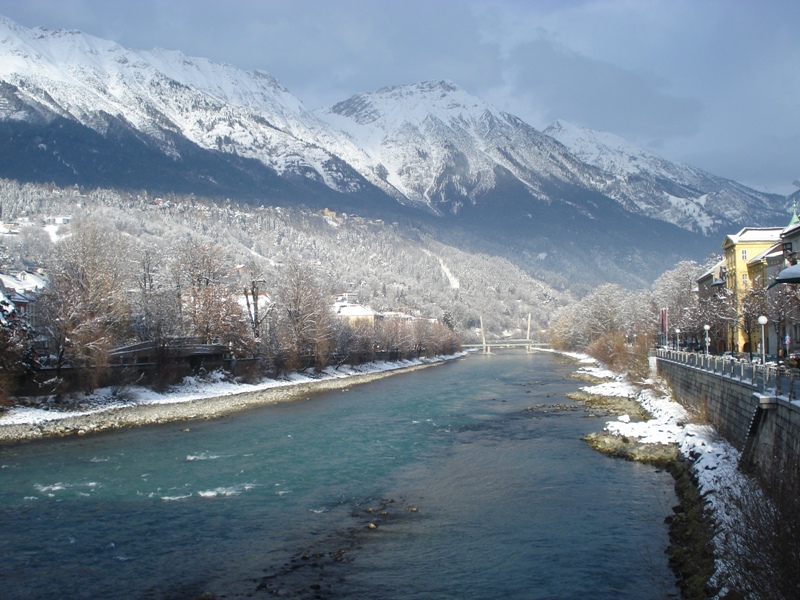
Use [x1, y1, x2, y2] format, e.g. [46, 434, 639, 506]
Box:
[465, 315, 549, 353]
[462, 339, 550, 352]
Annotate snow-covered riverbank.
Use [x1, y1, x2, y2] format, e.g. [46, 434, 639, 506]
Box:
[0, 354, 466, 443]
[551, 349, 740, 597]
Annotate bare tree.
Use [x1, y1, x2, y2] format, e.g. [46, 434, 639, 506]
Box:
[716, 460, 800, 599]
[738, 286, 769, 359]
[0, 297, 33, 399]
[236, 259, 274, 344]
[131, 243, 182, 347]
[170, 237, 254, 352]
[274, 261, 334, 370]
[38, 218, 132, 390]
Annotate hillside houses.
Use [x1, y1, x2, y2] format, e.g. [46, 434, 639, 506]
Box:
[333, 299, 424, 327]
[0, 270, 46, 330]
[334, 301, 380, 326]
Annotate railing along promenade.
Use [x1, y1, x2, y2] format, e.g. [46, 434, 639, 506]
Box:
[656, 348, 800, 400]
[657, 348, 800, 471]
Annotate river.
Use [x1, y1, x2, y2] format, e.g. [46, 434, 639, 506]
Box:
[0, 351, 678, 599]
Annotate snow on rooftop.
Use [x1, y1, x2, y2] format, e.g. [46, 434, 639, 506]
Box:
[0, 271, 47, 293]
[726, 227, 783, 244]
[334, 301, 378, 317]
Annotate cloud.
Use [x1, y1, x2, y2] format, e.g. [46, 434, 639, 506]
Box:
[496, 39, 702, 143]
[678, 131, 800, 197]
[220, 0, 506, 109]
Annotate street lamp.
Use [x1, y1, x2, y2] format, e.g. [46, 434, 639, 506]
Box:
[704, 324, 711, 355]
[675, 328, 681, 351]
[758, 315, 768, 364]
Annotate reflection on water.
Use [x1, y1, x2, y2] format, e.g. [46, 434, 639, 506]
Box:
[0, 352, 678, 599]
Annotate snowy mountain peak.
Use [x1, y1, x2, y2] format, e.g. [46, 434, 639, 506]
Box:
[0, 14, 785, 238]
[545, 119, 782, 234]
[328, 80, 499, 129]
[318, 81, 598, 213]
[0, 14, 389, 196]
[0, 16, 298, 116]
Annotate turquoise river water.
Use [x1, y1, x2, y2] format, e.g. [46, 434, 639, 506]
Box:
[0, 351, 679, 599]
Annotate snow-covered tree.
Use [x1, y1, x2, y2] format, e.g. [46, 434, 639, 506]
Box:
[170, 237, 253, 352]
[273, 261, 334, 370]
[38, 218, 132, 389]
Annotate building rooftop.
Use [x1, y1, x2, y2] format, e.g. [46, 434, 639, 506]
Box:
[723, 227, 784, 247]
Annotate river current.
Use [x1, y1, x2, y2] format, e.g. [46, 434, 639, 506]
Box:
[0, 351, 678, 599]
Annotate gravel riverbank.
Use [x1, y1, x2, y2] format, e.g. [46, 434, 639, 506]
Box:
[0, 361, 443, 444]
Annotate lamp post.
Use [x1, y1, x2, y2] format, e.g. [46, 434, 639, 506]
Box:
[704, 324, 710, 355]
[758, 315, 768, 364]
[675, 328, 681, 351]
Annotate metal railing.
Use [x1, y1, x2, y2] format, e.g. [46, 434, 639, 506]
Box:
[656, 348, 800, 401]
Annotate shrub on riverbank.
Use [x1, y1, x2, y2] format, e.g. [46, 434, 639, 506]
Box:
[583, 330, 654, 383]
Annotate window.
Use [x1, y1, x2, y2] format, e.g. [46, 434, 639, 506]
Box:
[742, 273, 748, 286]
[741, 249, 747, 261]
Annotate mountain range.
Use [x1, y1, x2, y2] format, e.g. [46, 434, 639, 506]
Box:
[0, 15, 788, 290]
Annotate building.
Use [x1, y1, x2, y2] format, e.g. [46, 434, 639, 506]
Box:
[696, 258, 726, 301]
[721, 227, 784, 352]
[766, 207, 800, 356]
[333, 301, 381, 326]
[695, 258, 727, 353]
[746, 243, 785, 356]
[0, 270, 47, 331]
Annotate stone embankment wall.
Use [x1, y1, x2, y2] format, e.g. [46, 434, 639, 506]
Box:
[657, 356, 800, 470]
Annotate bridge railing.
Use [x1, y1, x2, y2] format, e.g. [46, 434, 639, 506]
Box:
[656, 348, 800, 401]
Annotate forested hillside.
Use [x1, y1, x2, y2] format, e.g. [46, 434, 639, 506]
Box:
[0, 180, 569, 339]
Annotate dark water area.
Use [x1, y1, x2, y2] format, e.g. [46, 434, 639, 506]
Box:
[0, 352, 678, 599]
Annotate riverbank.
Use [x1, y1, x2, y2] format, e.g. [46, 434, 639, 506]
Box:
[0, 355, 465, 444]
[549, 349, 738, 599]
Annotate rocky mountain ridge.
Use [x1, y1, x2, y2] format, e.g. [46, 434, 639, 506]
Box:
[544, 120, 781, 234]
[0, 15, 787, 291]
[0, 15, 785, 232]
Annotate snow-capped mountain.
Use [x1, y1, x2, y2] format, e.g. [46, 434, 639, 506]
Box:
[0, 15, 405, 206]
[318, 81, 603, 215]
[0, 14, 786, 248]
[544, 120, 781, 234]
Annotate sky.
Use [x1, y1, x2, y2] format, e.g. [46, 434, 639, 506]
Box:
[0, 0, 797, 195]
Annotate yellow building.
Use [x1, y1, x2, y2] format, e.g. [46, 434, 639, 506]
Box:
[746, 243, 785, 355]
[722, 227, 783, 351]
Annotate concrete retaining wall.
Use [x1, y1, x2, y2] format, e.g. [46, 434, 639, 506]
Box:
[657, 357, 800, 470]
